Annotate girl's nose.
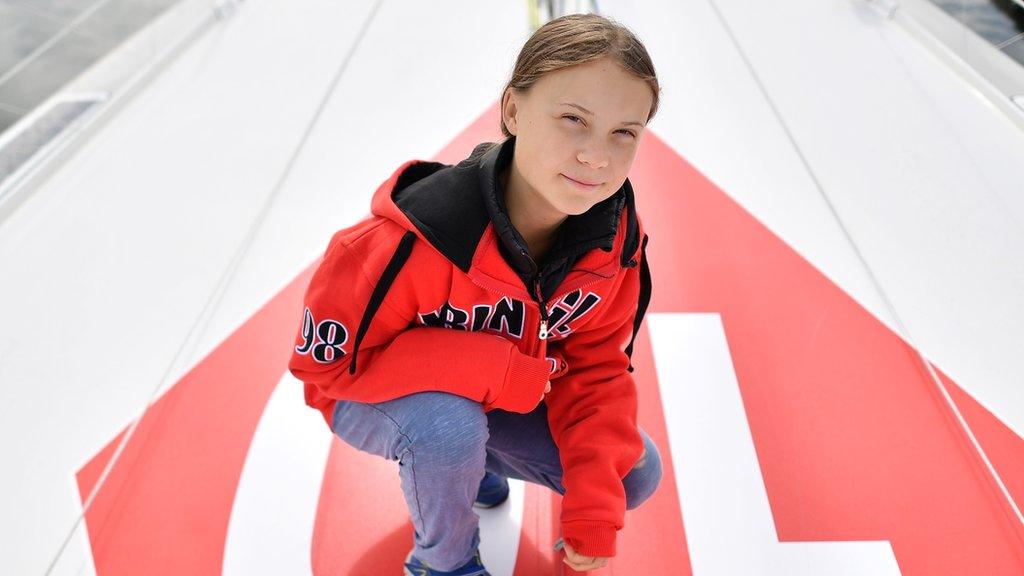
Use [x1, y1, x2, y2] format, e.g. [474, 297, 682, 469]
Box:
[576, 140, 610, 170]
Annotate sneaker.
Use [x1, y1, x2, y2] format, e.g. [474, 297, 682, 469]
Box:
[403, 548, 491, 576]
[472, 471, 510, 509]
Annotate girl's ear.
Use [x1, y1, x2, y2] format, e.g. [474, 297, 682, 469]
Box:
[502, 88, 519, 135]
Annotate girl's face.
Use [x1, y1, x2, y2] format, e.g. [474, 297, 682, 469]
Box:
[502, 56, 653, 216]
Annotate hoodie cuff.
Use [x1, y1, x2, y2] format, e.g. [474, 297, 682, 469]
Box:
[562, 520, 618, 558]
[490, 349, 551, 413]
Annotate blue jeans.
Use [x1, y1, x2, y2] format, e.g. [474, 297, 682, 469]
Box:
[331, 390, 663, 571]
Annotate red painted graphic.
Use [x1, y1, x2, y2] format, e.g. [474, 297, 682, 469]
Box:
[76, 102, 1024, 575]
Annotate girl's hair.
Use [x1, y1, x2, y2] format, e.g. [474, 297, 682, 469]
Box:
[499, 13, 661, 138]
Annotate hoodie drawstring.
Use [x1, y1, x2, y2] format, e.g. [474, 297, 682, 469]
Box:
[349, 230, 417, 375]
[624, 233, 651, 373]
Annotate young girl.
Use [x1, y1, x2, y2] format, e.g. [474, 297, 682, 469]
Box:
[288, 13, 662, 575]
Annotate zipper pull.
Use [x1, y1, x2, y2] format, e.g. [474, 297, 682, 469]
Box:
[534, 278, 549, 340]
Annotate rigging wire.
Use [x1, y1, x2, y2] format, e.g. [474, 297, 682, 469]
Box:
[701, 0, 1024, 539]
[0, 0, 118, 90]
[42, 0, 387, 573]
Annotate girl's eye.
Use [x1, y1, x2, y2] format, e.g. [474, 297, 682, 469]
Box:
[563, 115, 635, 138]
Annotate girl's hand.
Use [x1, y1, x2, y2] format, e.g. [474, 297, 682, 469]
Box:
[540, 380, 552, 403]
[561, 540, 609, 572]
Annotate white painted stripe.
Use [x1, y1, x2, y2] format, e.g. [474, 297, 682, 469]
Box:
[222, 374, 331, 576]
[649, 313, 902, 575]
[476, 479, 526, 576]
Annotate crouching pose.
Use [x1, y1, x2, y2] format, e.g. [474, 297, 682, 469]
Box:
[289, 12, 663, 575]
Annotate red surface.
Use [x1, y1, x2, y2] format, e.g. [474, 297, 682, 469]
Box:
[310, 439, 411, 573]
[75, 101, 1024, 575]
[76, 265, 315, 574]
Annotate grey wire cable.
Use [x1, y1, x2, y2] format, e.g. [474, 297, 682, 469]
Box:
[702, 0, 1024, 533]
[0, 0, 118, 90]
[42, 0, 386, 573]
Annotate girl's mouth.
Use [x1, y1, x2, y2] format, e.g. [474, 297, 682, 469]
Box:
[561, 174, 601, 190]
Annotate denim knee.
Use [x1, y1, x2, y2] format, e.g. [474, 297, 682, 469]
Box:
[398, 392, 489, 470]
[624, 433, 663, 510]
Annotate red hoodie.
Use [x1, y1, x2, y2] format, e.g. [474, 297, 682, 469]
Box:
[287, 136, 652, 558]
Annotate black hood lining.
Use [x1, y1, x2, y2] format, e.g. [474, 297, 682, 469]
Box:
[392, 158, 489, 273]
[391, 137, 641, 298]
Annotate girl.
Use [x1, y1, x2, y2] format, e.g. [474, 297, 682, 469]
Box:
[289, 13, 662, 575]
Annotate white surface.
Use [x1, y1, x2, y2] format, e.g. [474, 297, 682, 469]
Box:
[651, 313, 902, 575]
[1, 0, 1022, 573]
[222, 375, 331, 576]
[0, 1, 530, 573]
[477, 479, 527, 576]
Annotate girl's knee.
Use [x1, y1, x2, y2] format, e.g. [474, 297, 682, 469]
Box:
[401, 392, 489, 460]
[624, 435, 663, 510]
